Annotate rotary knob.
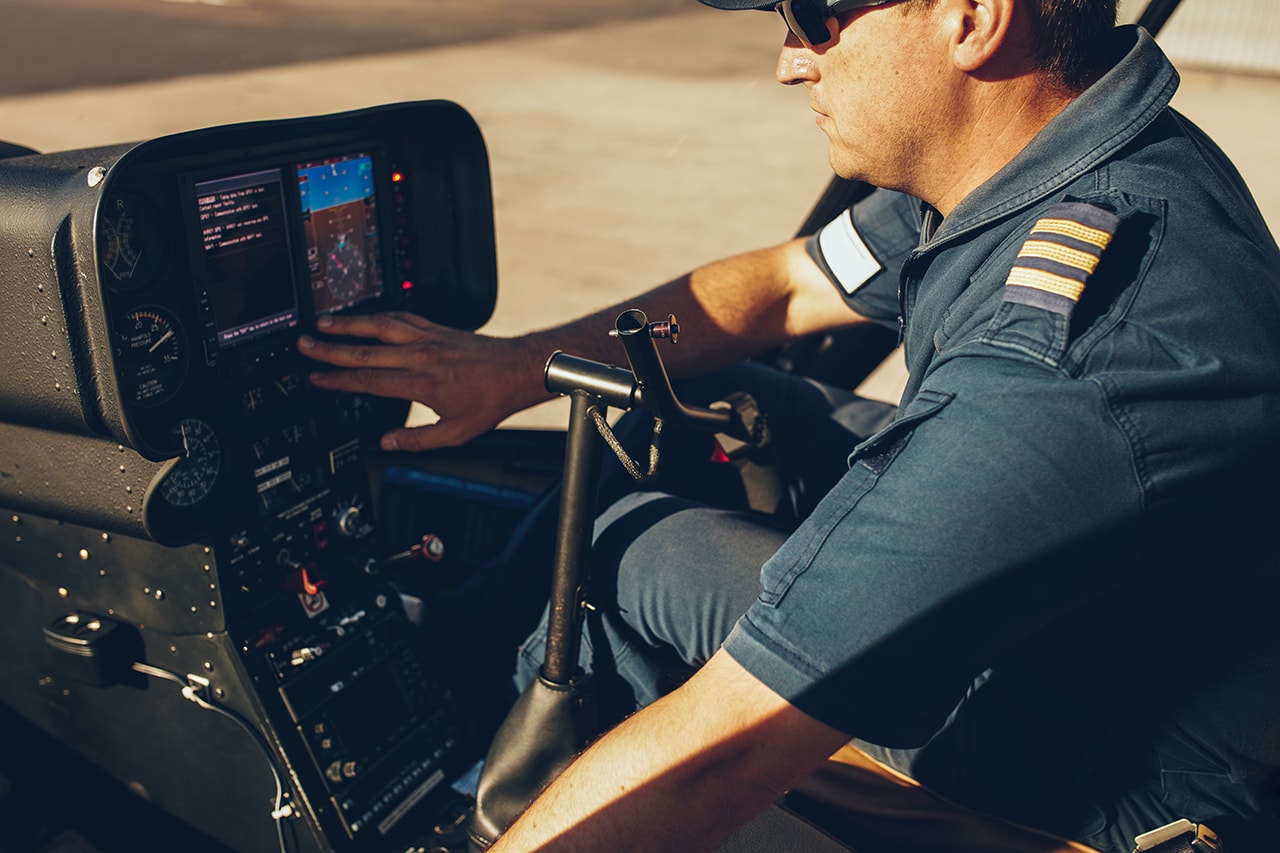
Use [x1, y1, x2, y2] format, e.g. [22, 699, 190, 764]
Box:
[336, 505, 363, 537]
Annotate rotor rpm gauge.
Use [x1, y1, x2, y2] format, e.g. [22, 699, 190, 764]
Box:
[98, 191, 163, 292]
[115, 306, 187, 408]
[159, 418, 221, 508]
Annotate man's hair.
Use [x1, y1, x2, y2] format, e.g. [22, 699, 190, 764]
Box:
[1023, 0, 1119, 89]
[909, 0, 1118, 90]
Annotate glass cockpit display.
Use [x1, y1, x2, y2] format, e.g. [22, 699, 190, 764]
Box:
[195, 168, 301, 356]
[297, 153, 384, 315]
[189, 151, 388, 367]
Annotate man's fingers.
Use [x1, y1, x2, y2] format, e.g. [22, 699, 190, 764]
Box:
[307, 365, 421, 398]
[297, 334, 422, 370]
[380, 421, 479, 453]
[313, 311, 434, 345]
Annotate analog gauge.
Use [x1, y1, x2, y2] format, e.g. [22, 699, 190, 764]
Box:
[98, 191, 163, 292]
[115, 306, 187, 408]
[159, 418, 221, 508]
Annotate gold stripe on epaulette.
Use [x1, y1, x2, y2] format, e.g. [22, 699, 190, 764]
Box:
[1032, 218, 1115, 250]
[1016, 240, 1103, 274]
[1006, 267, 1087, 301]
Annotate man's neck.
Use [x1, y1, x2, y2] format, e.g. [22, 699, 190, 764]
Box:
[926, 73, 1081, 217]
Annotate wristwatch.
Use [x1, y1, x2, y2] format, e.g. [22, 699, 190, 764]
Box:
[1132, 819, 1222, 853]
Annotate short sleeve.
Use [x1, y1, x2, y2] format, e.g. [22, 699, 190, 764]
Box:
[805, 189, 920, 329]
[722, 355, 1144, 746]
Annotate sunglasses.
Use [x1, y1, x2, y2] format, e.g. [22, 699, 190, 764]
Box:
[775, 0, 900, 47]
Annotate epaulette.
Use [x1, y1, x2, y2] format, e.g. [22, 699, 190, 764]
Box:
[1002, 201, 1122, 317]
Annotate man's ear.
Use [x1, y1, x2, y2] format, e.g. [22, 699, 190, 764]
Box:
[950, 0, 1014, 73]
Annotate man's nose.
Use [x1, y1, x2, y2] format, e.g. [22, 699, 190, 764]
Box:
[776, 36, 817, 86]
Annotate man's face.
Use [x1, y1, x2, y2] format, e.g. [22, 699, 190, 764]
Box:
[776, 1, 955, 194]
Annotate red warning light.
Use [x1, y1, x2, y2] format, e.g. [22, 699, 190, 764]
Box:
[401, 280, 414, 291]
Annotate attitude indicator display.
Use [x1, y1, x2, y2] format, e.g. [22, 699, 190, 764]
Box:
[297, 153, 384, 316]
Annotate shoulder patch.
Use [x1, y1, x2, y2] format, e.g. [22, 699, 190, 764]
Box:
[1003, 202, 1121, 316]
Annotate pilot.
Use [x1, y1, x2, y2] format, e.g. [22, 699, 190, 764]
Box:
[298, 0, 1280, 850]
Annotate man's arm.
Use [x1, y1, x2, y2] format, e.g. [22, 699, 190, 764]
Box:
[489, 648, 851, 853]
[297, 236, 866, 452]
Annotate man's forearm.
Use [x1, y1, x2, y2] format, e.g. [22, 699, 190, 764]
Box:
[487, 650, 848, 853]
[512, 237, 862, 382]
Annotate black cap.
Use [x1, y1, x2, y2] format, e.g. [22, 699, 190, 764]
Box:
[697, 0, 777, 10]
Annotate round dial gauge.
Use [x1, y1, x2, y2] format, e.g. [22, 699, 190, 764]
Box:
[115, 306, 187, 408]
[98, 191, 163, 292]
[159, 418, 221, 508]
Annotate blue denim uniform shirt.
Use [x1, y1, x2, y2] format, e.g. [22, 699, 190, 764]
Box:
[729, 26, 1280, 851]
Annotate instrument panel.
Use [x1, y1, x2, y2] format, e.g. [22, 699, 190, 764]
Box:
[0, 102, 497, 850]
[0, 100, 496, 546]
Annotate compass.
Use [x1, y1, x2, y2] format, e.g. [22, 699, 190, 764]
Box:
[325, 232, 368, 304]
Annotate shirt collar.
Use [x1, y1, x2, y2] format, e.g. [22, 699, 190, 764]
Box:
[928, 25, 1180, 247]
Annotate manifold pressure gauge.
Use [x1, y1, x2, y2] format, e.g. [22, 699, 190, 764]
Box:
[115, 306, 187, 408]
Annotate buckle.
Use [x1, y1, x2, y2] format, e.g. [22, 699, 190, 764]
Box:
[1132, 819, 1223, 853]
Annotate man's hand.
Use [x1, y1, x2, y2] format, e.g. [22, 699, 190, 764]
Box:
[297, 312, 550, 452]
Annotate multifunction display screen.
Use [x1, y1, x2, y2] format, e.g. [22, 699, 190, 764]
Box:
[195, 168, 300, 351]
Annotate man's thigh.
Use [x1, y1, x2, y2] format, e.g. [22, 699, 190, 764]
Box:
[517, 492, 790, 720]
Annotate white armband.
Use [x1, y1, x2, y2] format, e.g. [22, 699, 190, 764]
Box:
[817, 208, 883, 296]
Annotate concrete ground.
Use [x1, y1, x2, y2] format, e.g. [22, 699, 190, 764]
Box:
[0, 5, 1276, 422]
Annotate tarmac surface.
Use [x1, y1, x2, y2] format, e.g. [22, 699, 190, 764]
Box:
[0, 4, 1277, 420]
